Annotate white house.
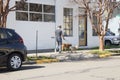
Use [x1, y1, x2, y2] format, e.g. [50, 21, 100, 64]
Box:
[6, 0, 104, 50]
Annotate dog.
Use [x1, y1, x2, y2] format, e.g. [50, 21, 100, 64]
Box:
[69, 46, 78, 53]
[62, 43, 72, 51]
[62, 43, 78, 53]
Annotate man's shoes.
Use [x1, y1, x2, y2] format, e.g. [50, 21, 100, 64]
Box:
[56, 48, 59, 52]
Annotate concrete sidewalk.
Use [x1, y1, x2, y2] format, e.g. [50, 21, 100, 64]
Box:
[23, 48, 120, 65]
[27, 50, 92, 57]
[27, 48, 120, 57]
[26, 48, 120, 62]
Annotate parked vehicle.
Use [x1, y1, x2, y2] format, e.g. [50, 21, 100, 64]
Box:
[104, 31, 120, 46]
[0, 28, 27, 70]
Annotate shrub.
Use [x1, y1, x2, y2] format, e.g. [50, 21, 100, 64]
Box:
[90, 50, 111, 55]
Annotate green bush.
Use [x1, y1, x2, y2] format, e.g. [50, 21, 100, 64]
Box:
[109, 50, 120, 53]
[105, 45, 120, 49]
[90, 50, 111, 55]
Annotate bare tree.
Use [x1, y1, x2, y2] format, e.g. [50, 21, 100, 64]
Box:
[72, 0, 120, 51]
[0, 0, 27, 28]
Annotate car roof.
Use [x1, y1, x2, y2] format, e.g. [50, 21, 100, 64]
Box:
[0, 28, 15, 31]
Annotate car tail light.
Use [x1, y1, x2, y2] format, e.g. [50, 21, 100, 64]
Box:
[19, 38, 24, 44]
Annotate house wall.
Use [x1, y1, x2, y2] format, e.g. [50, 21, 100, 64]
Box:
[6, 0, 99, 50]
[55, 0, 79, 47]
[7, 0, 56, 50]
[87, 18, 99, 48]
[55, 0, 99, 48]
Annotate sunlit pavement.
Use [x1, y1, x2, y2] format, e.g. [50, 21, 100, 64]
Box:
[0, 56, 120, 80]
[27, 48, 120, 62]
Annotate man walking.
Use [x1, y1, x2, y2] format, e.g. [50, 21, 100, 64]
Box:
[55, 25, 65, 53]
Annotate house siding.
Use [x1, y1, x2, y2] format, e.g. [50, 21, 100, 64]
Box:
[6, 0, 99, 50]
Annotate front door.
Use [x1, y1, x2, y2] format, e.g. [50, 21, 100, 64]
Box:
[79, 16, 87, 46]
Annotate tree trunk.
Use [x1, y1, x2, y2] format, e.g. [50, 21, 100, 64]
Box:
[0, 14, 7, 28]
[3, 15, 7, 28]
[99, 36, 104, 51]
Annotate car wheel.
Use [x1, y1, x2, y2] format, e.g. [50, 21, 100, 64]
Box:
[105, 41, 111, 46]
[7, 54, 22, 70]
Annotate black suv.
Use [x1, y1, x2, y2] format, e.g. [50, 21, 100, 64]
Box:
[0, 28, 27, 70]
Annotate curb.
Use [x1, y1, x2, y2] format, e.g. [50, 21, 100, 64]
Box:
[111, 53, 120, 56]
[98, 53, 112, 58]
[24, 59, 59, 64]
[36, 59, 59, 64]
[98, 53, 120, 58]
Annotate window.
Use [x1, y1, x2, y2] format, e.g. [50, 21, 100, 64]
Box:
[30, 3, 42, 12]
[44, 5, 55, 13]
[92, 15, 98, 36]
[63, 8, 73, 36]
[29, 3, 42, 21]
[16, 12, 28, 21]
[0, 30, 7, 39]
[43, 5, 55, 22]
[30, 13, 42, 21]
[16, 2, 55, 22]
[16, 1, 28, 21]
[44, 14, 55, 22]
[16, 2, 28, 11]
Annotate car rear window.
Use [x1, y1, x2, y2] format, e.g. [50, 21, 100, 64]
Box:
[5, 29, 21, 39]
[6, 30, 14, 37]
[0, 28, 21, 40]
[0, 29, 7, 39]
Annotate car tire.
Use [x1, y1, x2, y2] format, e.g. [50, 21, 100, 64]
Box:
[105, 41, 111, 46]
[7, 54, 22, 70]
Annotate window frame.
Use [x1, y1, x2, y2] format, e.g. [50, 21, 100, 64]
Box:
[63, 8, 73, 37]
[16, 2, 55, 22]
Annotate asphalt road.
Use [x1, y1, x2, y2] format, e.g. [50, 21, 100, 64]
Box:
[0, 56, 120, 80]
